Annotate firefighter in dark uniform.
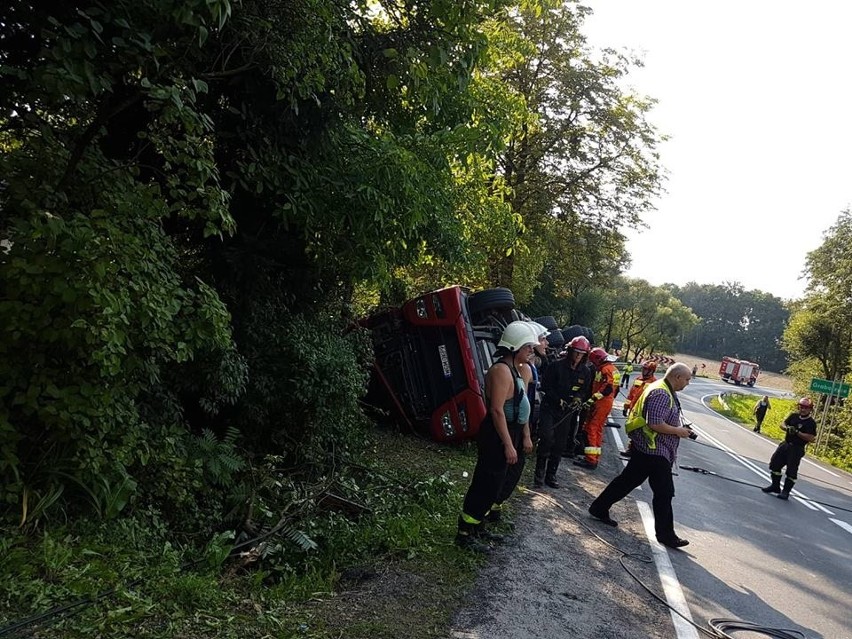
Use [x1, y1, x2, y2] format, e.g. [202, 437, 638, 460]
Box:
[761, 397, 817, 500]
[533, 335, 593, 488]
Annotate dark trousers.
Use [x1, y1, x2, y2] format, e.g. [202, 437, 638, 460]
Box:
[536, 404, 577, 479]
[769, 442, 806, 480]
[589, 450, 677, 541]
[495, 428, 526, 505]
[462, 417, 523, 521]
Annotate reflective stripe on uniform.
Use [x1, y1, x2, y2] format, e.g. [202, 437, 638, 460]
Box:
[461, 512, 481, 525]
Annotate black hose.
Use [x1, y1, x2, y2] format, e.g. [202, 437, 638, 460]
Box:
[677, 465, 852, 513]
[526, 489, 810, 639]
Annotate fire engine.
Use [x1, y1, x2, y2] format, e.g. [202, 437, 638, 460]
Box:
[719, 356, 760, 386]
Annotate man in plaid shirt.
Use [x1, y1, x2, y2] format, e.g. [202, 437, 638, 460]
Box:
[586, 362, 695, 549]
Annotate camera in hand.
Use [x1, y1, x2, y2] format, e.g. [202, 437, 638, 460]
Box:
[684, 424, 698, 440]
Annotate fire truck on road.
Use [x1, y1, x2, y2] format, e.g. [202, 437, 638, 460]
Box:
[719, 356, 760, 386]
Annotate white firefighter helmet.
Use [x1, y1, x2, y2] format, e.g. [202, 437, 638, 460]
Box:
[525, 321, 550, 341]
[498, 321, 538, 352]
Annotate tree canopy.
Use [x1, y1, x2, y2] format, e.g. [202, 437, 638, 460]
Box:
[0, 0, 669, 532]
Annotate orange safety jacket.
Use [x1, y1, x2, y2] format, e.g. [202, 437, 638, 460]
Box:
[624, 373, 657, 410]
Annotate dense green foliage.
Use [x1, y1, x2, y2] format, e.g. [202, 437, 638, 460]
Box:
[0, 0, 508, 526]
[670, 283, 789, 372]
[0, 429, 482, 638]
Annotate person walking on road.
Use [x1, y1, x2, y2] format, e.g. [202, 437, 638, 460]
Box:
[533, 336, 592, 488]
[761, 397, 816, 500]
[752, 395, 771, 433]
[574, 347, 619, 470]
[456, 322, 537, 551]
[587, 362, 695, 549]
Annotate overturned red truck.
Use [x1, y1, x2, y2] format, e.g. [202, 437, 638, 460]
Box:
[363, 286, 517, 443]
[363, 286, 581, 443]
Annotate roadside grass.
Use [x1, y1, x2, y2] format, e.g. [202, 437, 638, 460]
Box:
[709, 393, 795, 442]
[0, 427, 487, 639]
[708, 393, 852, 473]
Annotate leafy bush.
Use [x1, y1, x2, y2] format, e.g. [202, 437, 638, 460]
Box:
[233, 305, 373, 467]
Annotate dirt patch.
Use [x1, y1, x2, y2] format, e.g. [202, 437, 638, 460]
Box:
[449, 454, 680, 638]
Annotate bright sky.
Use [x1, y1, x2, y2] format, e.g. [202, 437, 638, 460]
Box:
[581, 0, 852, 301]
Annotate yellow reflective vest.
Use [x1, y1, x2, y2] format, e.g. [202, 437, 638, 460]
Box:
[625, 379, 674, 450]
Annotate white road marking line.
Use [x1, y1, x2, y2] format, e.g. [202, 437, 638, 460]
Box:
[636, 501, 700, 639]
[607, 426, 633, 474]
[830, 518, 852, 535]
[688, 422, 830, 514]
[608, 425, 626, 453]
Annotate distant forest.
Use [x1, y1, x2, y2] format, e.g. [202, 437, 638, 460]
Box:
[670, 282, 788, 372]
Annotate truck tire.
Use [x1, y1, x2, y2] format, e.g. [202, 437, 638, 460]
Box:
[562, 325, 595, 345]
[533, 315, 559, 331]
[468, 287, 515, 316]
[546, 331, 565, 348]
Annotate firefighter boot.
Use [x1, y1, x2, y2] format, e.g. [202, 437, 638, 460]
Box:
[533, 457, 547, 488]
[777, 477, 796, 500]
[455, 517, 491, 553]
[761, 473, 782, 494]
[483, 505, 502, 524]
[476, 522, 505, 544]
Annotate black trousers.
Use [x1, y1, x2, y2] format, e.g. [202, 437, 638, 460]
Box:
[769, 442, 806, 480]
[536, 404, 577, 478]
[495, 425, 527, 505]
[589, 450, 677, 541]
[462, 417, 524, 521]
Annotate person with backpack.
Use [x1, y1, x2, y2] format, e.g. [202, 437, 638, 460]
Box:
[587, 362, 695, 549]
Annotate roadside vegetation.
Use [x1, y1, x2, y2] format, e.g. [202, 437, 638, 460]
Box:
[0, 427, 483, 638]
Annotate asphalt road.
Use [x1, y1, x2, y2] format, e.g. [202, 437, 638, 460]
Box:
[640, 375, 852, 639]
[450, 376, 852, 639]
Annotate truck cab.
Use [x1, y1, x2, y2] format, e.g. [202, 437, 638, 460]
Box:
[363, 286, 519, 443]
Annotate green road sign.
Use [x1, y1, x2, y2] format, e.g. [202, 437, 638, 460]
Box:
[809, 377, 850, 398]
